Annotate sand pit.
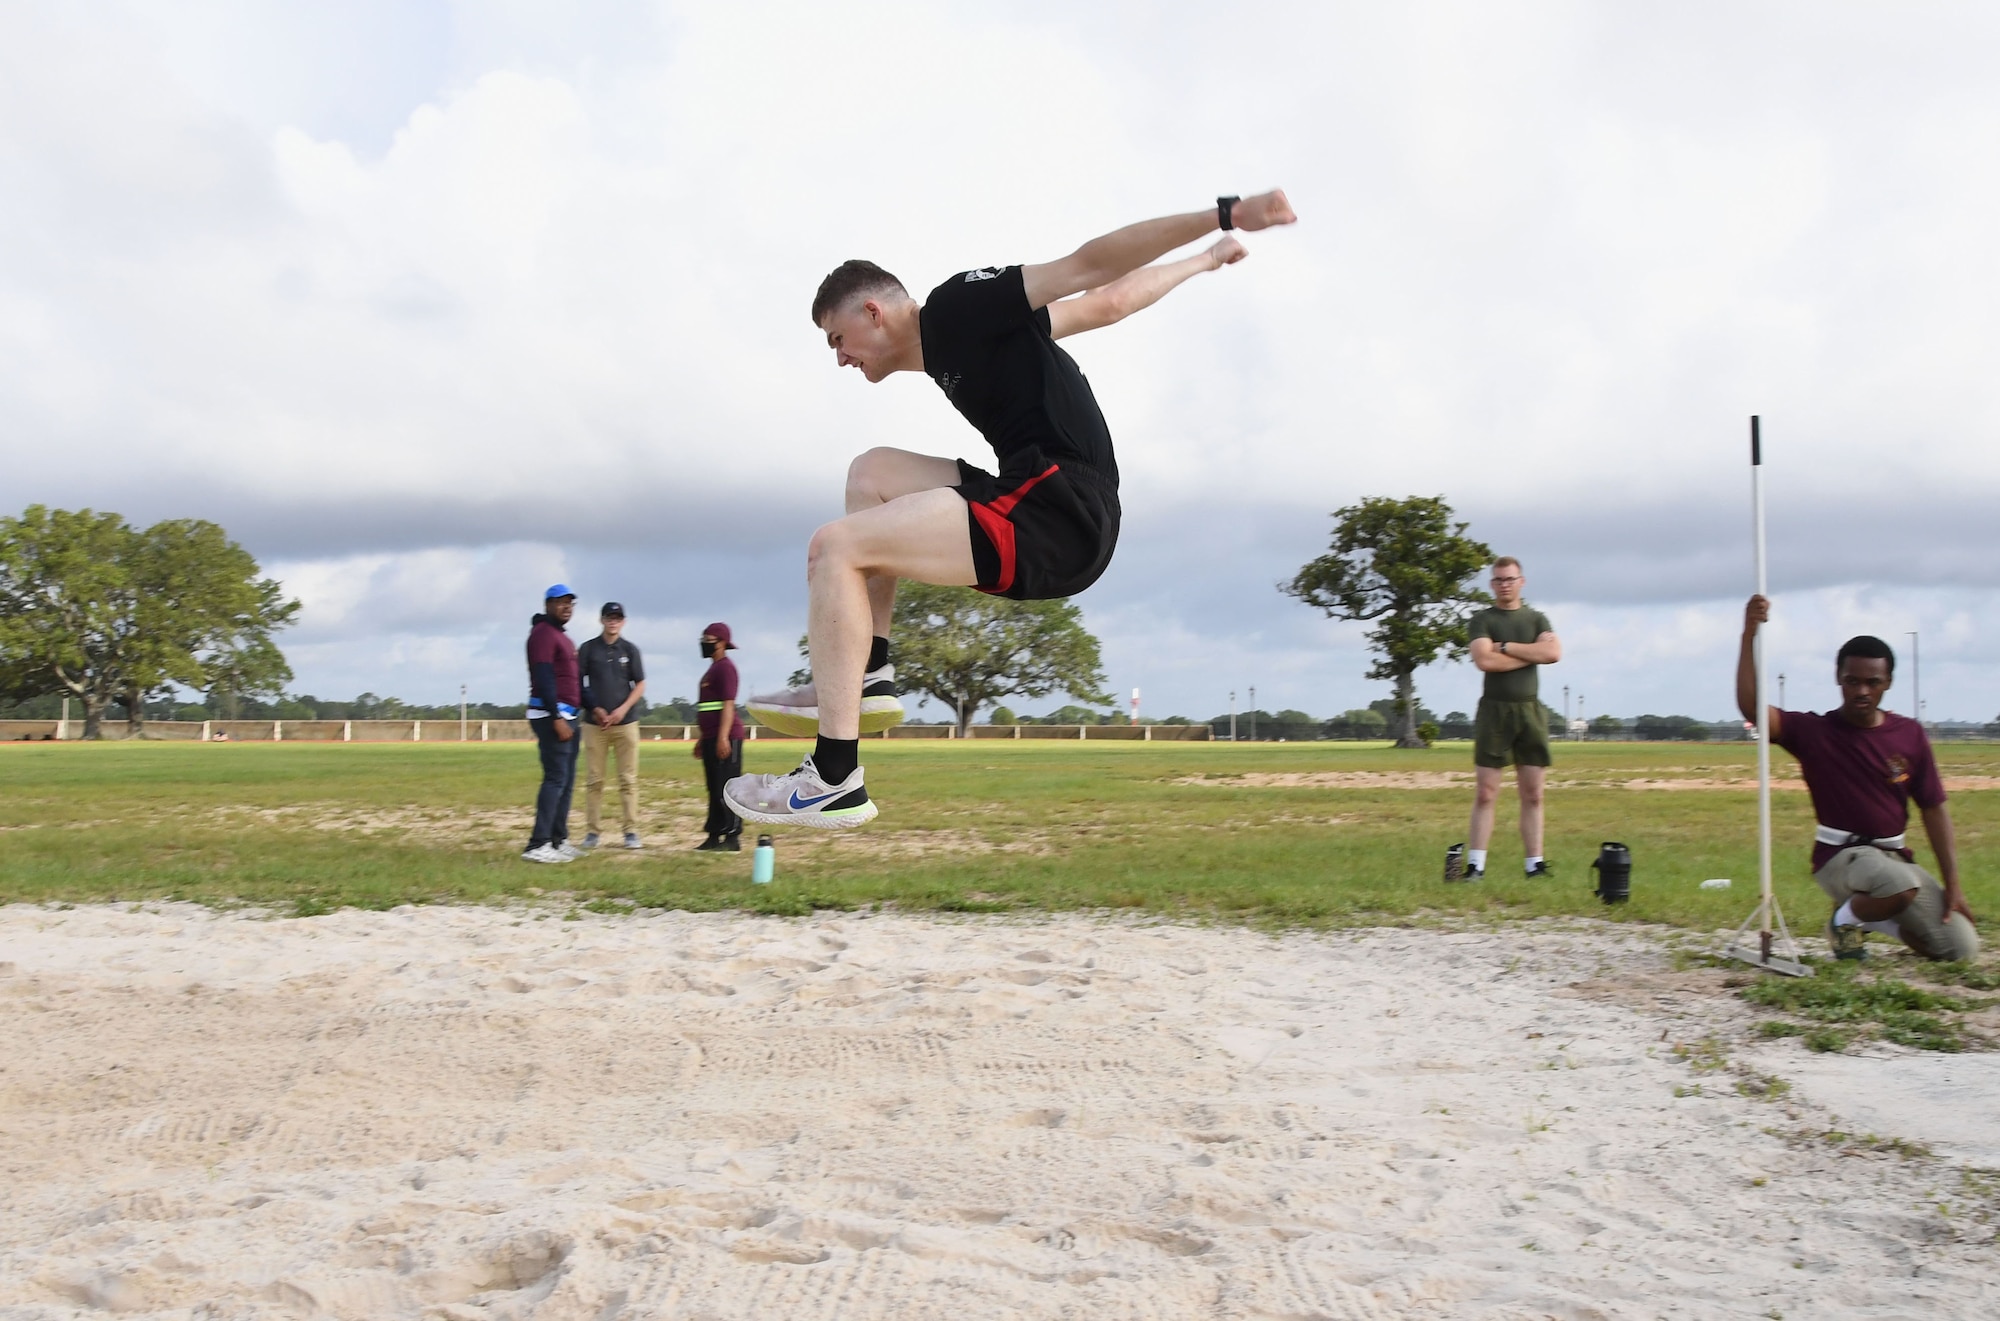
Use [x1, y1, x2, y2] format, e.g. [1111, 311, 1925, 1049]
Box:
[3, 906, 1997, 1318]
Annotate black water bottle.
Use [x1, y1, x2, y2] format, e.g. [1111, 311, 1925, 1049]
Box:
[1591, 842, 1632, 904]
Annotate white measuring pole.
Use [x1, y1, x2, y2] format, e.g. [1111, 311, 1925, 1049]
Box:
[1752, 416, 1775, 959]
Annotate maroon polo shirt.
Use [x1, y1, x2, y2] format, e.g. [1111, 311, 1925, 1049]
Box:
[698, 655, 746, 742]
[1773, 709, 1945, 872]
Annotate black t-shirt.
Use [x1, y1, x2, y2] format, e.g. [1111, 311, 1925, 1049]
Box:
[919, 265, 1118, 484]
[576, 636, 645, 723]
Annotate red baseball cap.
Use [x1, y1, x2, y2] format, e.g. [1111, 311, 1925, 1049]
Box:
[702, 622, 737, 649]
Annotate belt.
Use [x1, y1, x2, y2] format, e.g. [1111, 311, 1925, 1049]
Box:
[1816, 824, 1907, 851]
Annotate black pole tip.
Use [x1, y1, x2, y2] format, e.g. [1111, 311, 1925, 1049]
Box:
[1750, 415, 1762, 465]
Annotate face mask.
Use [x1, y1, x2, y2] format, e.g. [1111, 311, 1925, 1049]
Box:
[701, 641, 718, 658]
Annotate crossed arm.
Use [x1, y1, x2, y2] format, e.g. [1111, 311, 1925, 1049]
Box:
[1472, 634, 1561, 672]
[1026, 189, 1296, 336]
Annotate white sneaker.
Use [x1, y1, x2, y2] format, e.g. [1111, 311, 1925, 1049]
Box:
[521, 843, 568, 864]
[555, 841, 584, 860]
[747, 665, 905, 738]
[723, 755, 878, 830]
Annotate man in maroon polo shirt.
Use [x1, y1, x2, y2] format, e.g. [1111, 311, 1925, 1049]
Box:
[523, 585, 583, 864]
[1738, 595, 1978, 961]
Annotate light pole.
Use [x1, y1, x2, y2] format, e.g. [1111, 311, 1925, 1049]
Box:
[1907, 631, 1920, 726]
[460, 683, 468, 742]
[1563, 684, 1570, 740]
[1778, 673, 1785, 710]
[1248, 686, 1256, 742]
[1229, 690, 1236, 743]
[1577, 693, 1585, 741]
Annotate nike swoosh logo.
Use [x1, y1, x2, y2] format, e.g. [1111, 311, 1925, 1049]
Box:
[788, 788, 843, 810]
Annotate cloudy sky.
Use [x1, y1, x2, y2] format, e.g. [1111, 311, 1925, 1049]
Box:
[5, 1, 1997, 723]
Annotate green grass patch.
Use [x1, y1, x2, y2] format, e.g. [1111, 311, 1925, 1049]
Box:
[1742, 960, 1993, 1052]
[3, 740, 1999, 954]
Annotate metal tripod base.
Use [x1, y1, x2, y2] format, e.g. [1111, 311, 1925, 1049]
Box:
[1725, 902, 1814, 979]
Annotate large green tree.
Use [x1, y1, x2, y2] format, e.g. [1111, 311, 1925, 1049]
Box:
[0, 505, 300, 738]
[795, 584, 1111, 735]
[1282, 495, 1492, 748]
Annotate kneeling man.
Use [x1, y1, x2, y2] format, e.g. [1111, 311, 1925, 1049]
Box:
[1738, 595, 1978, 961]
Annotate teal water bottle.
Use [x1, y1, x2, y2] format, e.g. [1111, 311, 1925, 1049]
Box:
[752, 834, 774, 884]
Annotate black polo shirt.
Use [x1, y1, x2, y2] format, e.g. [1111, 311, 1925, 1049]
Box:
[576, 635, 645, 724]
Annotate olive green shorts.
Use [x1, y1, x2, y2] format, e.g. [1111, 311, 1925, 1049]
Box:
[1816, 845, 1981, 962]
[1474, 699, 1551, 769]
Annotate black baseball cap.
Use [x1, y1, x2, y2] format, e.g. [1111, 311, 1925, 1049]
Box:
[601, 601, 626, 618]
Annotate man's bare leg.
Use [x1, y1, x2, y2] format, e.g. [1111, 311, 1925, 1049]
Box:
[844, 448, 963, 637]
[1516, 764, 1547, 859]
[806, 488, 978, 738]
[1468, 766, 1504, 853]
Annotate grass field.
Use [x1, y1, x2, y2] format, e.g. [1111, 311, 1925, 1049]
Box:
[3, 738, 1996, 933]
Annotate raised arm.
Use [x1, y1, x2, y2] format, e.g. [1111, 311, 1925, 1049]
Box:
[1736, 594, 1783, 741]
[1048, 237, 1245, 340]
[1022, 190, 1295, 311]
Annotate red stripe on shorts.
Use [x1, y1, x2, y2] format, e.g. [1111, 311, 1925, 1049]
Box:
[968, 463, 1060, 596]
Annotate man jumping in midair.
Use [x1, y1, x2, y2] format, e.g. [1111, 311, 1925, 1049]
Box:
[727, 190, 1298, 827]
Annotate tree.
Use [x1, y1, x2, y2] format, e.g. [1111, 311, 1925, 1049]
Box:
[129, 519, 299, 735]
[0, 506, 298, 739]
[796, 584, 1110, 735]
[1282, 496, 1492, 748]
[784, 584, 1112, 732]
[1323, 707, 1389, 740]
[1634, 714, 1709, 742]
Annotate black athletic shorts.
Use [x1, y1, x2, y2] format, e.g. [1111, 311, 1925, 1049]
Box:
[954, 451, 1120, 601]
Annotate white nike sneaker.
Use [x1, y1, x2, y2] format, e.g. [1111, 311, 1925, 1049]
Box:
[723, 755, 878, 830]
[747, 666, 905, 738]
[521, 843, 568, 864]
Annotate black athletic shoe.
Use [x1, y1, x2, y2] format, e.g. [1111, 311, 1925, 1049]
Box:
[1444, 843, 1467, 882]
[1526, 860, 1554, 879]
[695, 835, 743, 853]
[1465, 865, 1484, 881]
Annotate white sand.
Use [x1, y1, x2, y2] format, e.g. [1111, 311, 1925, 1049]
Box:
[2, 904, 1996, 1319]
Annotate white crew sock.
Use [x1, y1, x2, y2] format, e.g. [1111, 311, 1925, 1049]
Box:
[1524, 855, 1544, 873]
[1467, 849, 1488, 871]
[1834, 900, 1900, 935]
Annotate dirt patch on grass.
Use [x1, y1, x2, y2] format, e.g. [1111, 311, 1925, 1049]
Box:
[1176, 771, 1472, 789]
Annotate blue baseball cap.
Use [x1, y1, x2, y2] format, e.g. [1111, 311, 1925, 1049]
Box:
[543, 583, 576, 600]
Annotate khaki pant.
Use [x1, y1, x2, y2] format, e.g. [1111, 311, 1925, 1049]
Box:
[1816, 845, 1980, 962]
[583, 721, 640, 834]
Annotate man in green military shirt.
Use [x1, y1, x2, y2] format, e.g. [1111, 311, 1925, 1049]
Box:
[1448, 556, 1562, 881]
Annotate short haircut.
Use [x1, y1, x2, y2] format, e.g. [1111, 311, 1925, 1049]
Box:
[811, 260, 910, 326]
[1836, 635, 1896, 675]
[1492, 556, 1522, 573]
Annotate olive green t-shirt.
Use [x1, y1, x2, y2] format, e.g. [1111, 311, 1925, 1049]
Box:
[1468, 605, 1554, 704]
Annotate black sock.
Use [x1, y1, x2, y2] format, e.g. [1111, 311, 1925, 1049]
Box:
[813, 735, 860, 785]
[867, 636, 890, 673]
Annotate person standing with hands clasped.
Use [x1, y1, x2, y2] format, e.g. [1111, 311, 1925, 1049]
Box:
[523, 585, 582, 864]
[578, 601, 647, 851]
[696, 623, 747, 852]
[1447, 557, 1561, 881]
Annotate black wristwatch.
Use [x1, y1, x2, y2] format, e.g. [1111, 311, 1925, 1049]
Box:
[1218, 195, 1240, 230]
[1498, 640, 1510, 656]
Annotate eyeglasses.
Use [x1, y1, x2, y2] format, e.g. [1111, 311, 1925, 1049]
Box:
[1491, 576, 1522, 585]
